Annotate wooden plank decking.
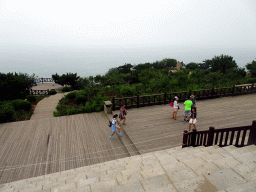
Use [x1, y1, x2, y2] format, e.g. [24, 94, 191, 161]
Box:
[115, 93, 256, 154]
[0, 93, 256, 184]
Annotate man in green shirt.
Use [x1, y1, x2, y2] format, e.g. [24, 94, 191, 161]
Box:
[183, 96, 193, 122]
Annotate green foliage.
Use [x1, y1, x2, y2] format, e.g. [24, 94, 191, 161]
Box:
[12, 99, 32, 111]
[75, 95, 87, 105]
[246, 60, 256, 76]
[119, 85, 136, 97]
[186, 62, 199, 70]
[0, 103, 16, 123]
[53, 73, 80, 90]
[0, 72, 34, 101]
[48, 90, 57, 95]
[26, 95, 36, 103]
[85, 102, 92, 113]
[210, 54, 237, 73]
[62, 86, 71, 92]
[66, 92, 77, 100]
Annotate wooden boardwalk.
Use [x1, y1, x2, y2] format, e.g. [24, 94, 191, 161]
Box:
[0, 94, 256, 184]
[114, 93, 256, 154]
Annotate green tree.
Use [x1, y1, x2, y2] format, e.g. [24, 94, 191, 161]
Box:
[246, 60, 256, 76]
[211, 54, 237, 73]
[186, 62, 199, 70]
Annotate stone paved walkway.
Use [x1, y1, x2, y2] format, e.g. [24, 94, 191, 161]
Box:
[30, 93, 67, 120]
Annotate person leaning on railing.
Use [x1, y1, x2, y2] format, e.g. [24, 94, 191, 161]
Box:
[190, 95, 196, 108]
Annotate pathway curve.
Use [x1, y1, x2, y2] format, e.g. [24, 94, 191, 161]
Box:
[30, 93, 67, 120]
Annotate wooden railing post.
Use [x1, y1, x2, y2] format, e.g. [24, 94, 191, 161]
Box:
[31, 89, 33, 95]
[112, 97, 115, 111]
[232, 85, 235, 96]
[191, 129, 197, 147]
[182, 130, 188, 148]
[211, 87, 214, 99]
[137, 95, 139, 108]
[207, 126, 215, 146]
[164, 92, 167, 105]
[248, 120, 256, 145]
[252, 83, 255, 93]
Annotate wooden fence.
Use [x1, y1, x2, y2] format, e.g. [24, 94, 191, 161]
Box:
[36, 78, 52, 83]
[182, 121, 256, 148]
[30, 89, 50, 95]
[112, 83, 256, 110]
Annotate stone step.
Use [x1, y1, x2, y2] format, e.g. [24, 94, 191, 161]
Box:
[2, 145, 256, 192]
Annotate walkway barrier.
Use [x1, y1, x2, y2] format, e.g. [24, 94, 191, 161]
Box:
[182, 120, 256, 148]
[104, 101, 112, 114]
[112, 83, 256, 110]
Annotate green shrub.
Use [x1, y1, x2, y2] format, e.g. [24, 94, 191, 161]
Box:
[0, 103, 16, 123]
[62, 86, 71, 92]
[26, 95, 36, 103]
[75, 95, 87, 105]
[119, 85, 136, 97]
[85, 102, 92, 113]
[12, 99, 32, 111]
[48, 90, 57, 95]
[66, 92, 76, 100]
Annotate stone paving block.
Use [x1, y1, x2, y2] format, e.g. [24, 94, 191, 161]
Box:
[10, 181, 37, 190]
[100, 172, 122, 182]
[235, 145, 256, 154]
[140, 167, 165, 179]
[225, 179, 256, 192]
[212, 156, 241, 170]
[153, 150, 168, 156]
[141, 158, 160, 166]
[27, 175, 47, 184]
[157, 156, 179, 166]
[201, 153, 225, 162]
[56, 175, 77, 183]
[162, 162, 187, 173]
[222, 145, 237, 152]
[190, 161, 220, 176]
[170, 151, 196, 162]
[206, 147, 233, 158]
[77, 177, 99, 188]
[118, 169, 143, 185]
[233, 152, 256, 164]
[129, 155, 142, 162]
[90, 179, 118, 192]
[173, 176, 218, 192]
[166, 167, 198, 183]
[69, 185, 91, 192]
[42, 181, 65, 190]
[125, 161, 143, 170]
[232, 162, 256, 181]
[140, 162, 162, 171]
[51, 182, 76, 192]
[44, 172, 67, 181]
[86, 170, 107, 178]
[140, 174, 176, 192]
[205, 168, 247, 190]
[104, 159, 118, 166]
[111, 180, 144, 192]
[182, 157, 206, 168]
[186, 150, 211, 158]
[117, 157, 130, 164]
[0, 187, 14, 192]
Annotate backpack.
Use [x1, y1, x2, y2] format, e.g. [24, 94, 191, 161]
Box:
[170, 102, 173, 107]
[108, 121, 112, 127]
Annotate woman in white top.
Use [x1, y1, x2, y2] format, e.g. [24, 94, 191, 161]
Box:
[172, 96, 179, 120]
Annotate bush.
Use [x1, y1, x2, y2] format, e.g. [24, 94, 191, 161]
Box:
[62, 86, 71, 92]
[48, 90, 57, 95]
[119, 85, 136, 97]
[75, 95, 87, 105]
[26, 95, 36, 103]
[0, 103, 16, 123]
[66, 92, 76, 100]
[12, 99, 32, 111]
[85, 102, 92, 113]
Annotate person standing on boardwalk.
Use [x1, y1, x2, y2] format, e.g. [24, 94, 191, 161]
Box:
[110, 114, 122, 139]
[119, 103, 128, 125]
[172, 96, 179, 120]
[190, 95, 196, 108]
[189, 107, 197, 131]
[183, 96, 193, 122]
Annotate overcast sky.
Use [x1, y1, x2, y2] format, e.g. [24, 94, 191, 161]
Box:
[0, 0, 256, 78]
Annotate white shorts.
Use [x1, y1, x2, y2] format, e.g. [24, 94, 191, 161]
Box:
[189, 118, 197, 124]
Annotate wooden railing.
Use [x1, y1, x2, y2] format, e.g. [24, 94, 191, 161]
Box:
[182, 120, 256, 148]
[112, 83, 256, 110]
[30, 89, 50, 95]
[34, 78, 52, 83]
